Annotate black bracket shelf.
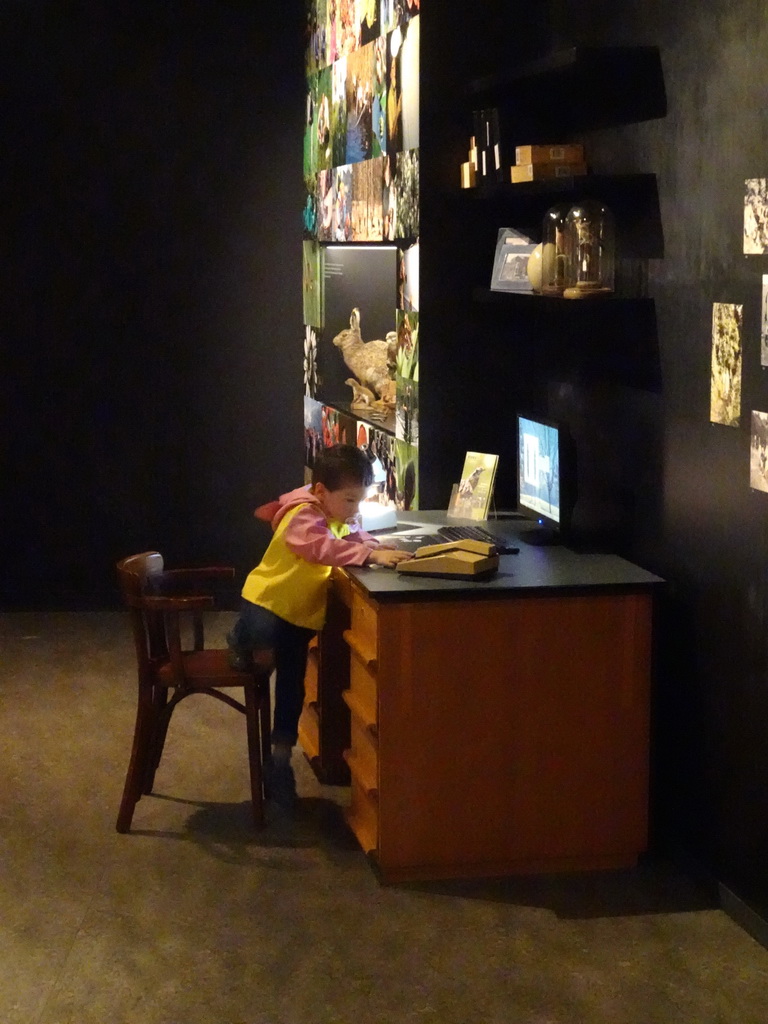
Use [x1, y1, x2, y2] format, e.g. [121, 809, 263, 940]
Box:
[313, 236, 418, 248]
[471, 289, 661, 392]
[465, 172, 655, 201]
[459, 173, 663, 260]
[316, 398, 396, 436]
[468, 46, 667, 134]
[472, 288, 653, 308]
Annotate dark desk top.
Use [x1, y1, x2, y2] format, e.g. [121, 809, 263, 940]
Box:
[348, 510, 664, 600]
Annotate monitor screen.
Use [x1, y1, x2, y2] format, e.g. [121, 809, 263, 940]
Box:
[517, 414, 561, 527]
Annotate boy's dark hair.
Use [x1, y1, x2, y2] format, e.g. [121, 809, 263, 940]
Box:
[312, 444, 374, 490]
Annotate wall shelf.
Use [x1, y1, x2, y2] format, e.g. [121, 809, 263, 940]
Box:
[472, 288, 652, 308]
[466, 172, 656, 201]
[471, 290, 661, 392]
[469, 46, 667, 134]
[320, 399, 395, 436]
[461, 174, 663, 260]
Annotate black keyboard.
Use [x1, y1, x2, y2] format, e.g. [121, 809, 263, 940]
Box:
[437, 525, 519, 554]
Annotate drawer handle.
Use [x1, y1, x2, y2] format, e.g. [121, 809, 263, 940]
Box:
[343, 630, 378, 673]
[343, 749, 378, 800]
[342, 689, 378, 737]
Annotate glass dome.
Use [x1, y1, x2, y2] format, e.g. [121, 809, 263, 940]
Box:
[562, 199, 615, 298]
[539, 202, 571, 296]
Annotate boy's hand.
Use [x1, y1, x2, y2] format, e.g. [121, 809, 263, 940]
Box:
[366, 547, 413, 568]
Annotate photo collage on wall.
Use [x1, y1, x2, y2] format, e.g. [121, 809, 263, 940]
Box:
[711, 179, 768, 495]
[303, 1, 420, 510]
[305, 12, 419, 244]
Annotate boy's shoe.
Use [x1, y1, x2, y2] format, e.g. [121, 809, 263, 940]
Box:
[264, 759, 297, 812]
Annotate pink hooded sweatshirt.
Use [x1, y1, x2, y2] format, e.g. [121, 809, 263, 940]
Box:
[254, 485, 378, 567]
[242, 486, 380, 629]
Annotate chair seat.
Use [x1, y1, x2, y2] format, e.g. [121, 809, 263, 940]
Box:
[157, 649, 254, 689]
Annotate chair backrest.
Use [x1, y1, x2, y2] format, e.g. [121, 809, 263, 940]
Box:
[116, 551, 167, 677]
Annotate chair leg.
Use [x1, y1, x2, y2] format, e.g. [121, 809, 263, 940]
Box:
[258, 671, 272, 769]
[116, 695, 158, 833]
[244, 681, 265, 827]
[142, 687, 172, 795]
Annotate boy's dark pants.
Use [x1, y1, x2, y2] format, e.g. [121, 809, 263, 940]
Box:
[227, 600, 315, 747]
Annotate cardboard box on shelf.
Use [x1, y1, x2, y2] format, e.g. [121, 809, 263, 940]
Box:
[510, 161, 587, 183]
[515, 144, 585, 165]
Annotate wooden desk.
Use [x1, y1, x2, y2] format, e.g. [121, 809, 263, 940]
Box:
[298, 515, 663, 883]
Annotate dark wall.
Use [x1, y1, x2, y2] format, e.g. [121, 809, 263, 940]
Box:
[2, 1, 306, 608]
[548, 0, 768, 917]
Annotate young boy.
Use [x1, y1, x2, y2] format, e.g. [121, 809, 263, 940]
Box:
[227, 444, 411, 807]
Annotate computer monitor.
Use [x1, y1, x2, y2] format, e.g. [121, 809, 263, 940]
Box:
[516, 412, 574, 545]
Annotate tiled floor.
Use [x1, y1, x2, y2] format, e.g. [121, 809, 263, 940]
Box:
[2, 611, 768, 1024]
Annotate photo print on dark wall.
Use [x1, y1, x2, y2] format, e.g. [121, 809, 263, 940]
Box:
[316, 64, 333, 172]
[393, 148, 419, 239]
[750, 411, 768, 494]
[395, 438, 418, 510]
[395, 306, 418, 446]
[317, 168, 334, 241]
[372, 36, 388, 158]
[360, 0, 382, 47]
[302, 240, 324, 328]
[322, 404, 356, 450]
[333, 163, 354, 241]
[386, 27, 403, 154]
[396, 376, 419, 447]
[399, 12, 419, 152]
[398, 241, 419, 311]
[357, 420, 397, 506]
[744, 178, 768, 254]
[304, 73, 319, 185]
[304, 396, 323, 473]
[710, 302, 743, 427]
[761, 275, 768, 367]
[332, 56, 348, 167]
[351, 155, 384, 240]
[346, 40, 376, 164]
[304, 326, 319, 398]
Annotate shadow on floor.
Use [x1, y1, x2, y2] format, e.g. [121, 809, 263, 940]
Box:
[395, 859, 719, 920]
[127, 792, 360, 864]
[129, 793, 717, 920]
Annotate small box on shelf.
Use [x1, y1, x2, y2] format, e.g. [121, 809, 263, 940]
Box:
[511, 162, 587, 183]
[515, 143, 585, 165]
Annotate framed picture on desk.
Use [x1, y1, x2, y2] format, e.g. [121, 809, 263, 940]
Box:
[447, 450, 499, 520]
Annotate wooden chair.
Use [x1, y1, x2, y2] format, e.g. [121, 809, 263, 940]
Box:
[115, 551, 272, 833]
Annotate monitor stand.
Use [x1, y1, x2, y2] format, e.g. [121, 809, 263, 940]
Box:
[520, 525, 562, 546]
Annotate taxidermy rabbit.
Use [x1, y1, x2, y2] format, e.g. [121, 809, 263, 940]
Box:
[333, 308, 397, 406]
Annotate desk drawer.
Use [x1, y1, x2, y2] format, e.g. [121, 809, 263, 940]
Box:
[348, 657, 377, 730]
[347, 708, 378, 781]
[350, 591, 378, 661]
[345, 778, 378, 854]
